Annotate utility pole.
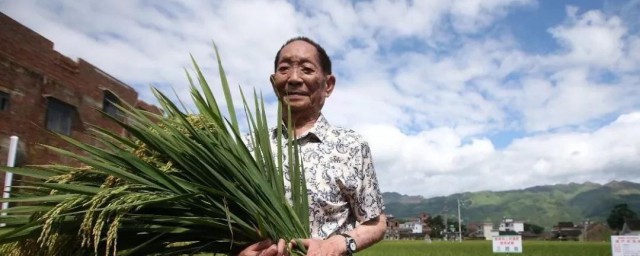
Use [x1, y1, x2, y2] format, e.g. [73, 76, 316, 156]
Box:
[583, 219, 590, 241]
[456, 198, 471, 242]
[444, 213, 449, 231]
[457, 199, 462, 242]
[440, 206, 449, 241]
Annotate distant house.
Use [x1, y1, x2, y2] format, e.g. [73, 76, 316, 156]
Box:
[551, 222, 582, 241]
[483, 222, 494, 240]
[401, 221, 423, 234]
[621, 219, 640, 235]
[499, 218, 524, 233]
[464, 223, 482, 238]
[417, 213, 432, 235]
[385, 214, 400, 240]
[482, 218, 526, 240]
[385, 213, 432, 240]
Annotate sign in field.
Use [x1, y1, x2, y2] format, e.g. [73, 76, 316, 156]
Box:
[492, 235, 523, 253]
[612, 236, 640, 256]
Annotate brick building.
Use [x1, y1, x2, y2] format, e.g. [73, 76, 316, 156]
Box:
[0, 13, 160, 186]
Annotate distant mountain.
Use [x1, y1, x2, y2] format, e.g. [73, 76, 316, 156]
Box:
[382, 181, 640, 228]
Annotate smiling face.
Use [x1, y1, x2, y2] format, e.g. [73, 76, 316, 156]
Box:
[271, 40, 335, 117]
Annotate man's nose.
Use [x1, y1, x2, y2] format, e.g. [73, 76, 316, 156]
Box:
[287, 68, 303, 86]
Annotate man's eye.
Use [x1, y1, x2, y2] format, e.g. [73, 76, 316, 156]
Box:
[278, 66, 290, 73]
[302, 67, 314, 74]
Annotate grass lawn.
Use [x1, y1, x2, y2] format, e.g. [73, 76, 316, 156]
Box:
[356, 240, 612, 256]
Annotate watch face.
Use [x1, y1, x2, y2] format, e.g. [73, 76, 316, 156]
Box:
[348, 241, 357, 251]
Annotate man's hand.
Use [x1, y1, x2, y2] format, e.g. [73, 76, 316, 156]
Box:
[238, 239, 288, 256]
[298, 235, 347, 256]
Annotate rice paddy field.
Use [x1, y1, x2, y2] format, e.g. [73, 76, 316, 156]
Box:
[357, 240, 613, 256]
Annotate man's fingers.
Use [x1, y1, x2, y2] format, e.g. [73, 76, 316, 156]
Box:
[302, 238, 312, 248]
[288, 238, 306, 253]
[277, 239, 286, 256]
[247, 240, 273, 251]
[260, 244, 278, 256]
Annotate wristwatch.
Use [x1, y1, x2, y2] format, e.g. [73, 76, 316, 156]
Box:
[338, 233, 357, 255]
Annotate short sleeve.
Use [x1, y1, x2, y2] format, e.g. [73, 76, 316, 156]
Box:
[352, 141, 385, 223]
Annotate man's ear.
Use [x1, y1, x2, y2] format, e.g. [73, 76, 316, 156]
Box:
[270, 74, 280, 99]
[325, 74, 336, 97]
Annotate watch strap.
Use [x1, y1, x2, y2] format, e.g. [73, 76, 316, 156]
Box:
[337, 233, 356, 255]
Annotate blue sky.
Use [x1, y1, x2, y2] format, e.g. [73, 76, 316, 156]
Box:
[1, 0, 639, 198]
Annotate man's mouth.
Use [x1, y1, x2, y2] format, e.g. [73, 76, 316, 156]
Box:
[285, 92, 306, 96]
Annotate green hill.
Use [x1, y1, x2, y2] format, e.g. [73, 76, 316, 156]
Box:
[382, 181, 640, 228]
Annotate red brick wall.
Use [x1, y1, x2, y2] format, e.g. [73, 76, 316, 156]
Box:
[0, 13, 159, 185]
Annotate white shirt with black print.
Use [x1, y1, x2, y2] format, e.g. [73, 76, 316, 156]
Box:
[250, 114, 385, 239]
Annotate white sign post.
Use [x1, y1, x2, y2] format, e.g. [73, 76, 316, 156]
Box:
[492, 235, 523, 254]
[612, 236, 640, 256]
[2, 136, 18, 210]
[1, 136, 18, 228]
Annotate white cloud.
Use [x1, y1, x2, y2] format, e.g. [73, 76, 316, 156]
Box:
[517, 69, 631, 131]
[354, 0, 449, 38]
[449, 0, 536, 33]
[361, 112, 640, 197]
[547, 6, 626, 68]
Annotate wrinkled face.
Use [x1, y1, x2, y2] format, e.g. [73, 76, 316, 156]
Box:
[271, 40, 335, 116]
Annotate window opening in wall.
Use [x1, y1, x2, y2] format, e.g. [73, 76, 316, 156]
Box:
[0, 91, 9, 111]
[103, 90, 121, 118]
[46, 97, 75, 135]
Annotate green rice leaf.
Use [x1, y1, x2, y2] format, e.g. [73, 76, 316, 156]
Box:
[0, 43, 310, 255]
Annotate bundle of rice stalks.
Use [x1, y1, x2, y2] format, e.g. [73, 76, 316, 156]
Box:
[0, 46, 309, 255]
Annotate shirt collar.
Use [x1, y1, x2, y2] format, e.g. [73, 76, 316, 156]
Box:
[273, 113, 331, 143]
[306, 114, 330, 142]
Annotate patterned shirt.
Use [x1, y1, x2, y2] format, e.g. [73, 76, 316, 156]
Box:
[267, 114, 385, 239]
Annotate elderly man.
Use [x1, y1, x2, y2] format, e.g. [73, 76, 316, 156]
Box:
[240, 37, 386, 256]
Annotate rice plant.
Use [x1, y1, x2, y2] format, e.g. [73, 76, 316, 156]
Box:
[0, 44, 309, 255]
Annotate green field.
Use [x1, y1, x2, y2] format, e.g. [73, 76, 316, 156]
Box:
[357, 240, 612, 256]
